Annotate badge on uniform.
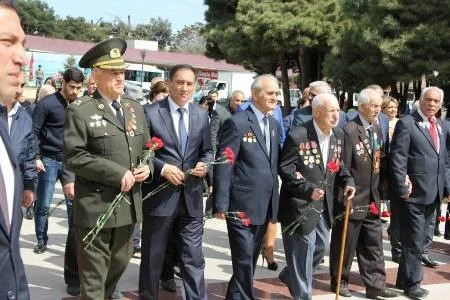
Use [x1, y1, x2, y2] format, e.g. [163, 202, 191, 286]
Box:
[89, 114, 106, 128]
[298, 141, 321, 168]
[124, 102, 137, 136]
[373, 149, 381, 173]
[243, 132, 256, 143]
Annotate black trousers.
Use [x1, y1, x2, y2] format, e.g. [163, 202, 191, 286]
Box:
[139, 201, 206, 300]
[329, 214, 386, 290]
[64, 205, 79, 287]
[396, 198, 437, 291]
[225, 218, 268, 300]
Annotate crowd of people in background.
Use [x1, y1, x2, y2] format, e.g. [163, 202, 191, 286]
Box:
[1, 2, 450, 300]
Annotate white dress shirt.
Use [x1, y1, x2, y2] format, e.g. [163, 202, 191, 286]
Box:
[313, 120, 333, 169]
[98, 91, 123, 116]
[168, 96, 190, 138]
[418, 108, 440, 152]
[7, 102, 20, 134]
[0, 136, 15, 225]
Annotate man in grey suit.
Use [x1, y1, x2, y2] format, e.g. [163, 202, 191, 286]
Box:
[390, 86, 449, 299]
[0, 2, 29, 299]
[278, 93, 355, 300]
[140, 64, 213, 300]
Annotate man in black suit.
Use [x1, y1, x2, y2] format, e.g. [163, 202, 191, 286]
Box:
[329, 88, 398, 298]
[0, 2, 29, 299]
[213, 74, 280, 299]
[390, 86, 449, 299]
[140, 64, 213, 300]
[278, 93, 355, 299]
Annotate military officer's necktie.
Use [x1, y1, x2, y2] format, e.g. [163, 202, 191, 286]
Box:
[263, 116, 270, 154]
[428, 117, 439, 150]
[0, 164, 10, 234]
[178, 108, 188, 156]
[111, 100, 125, 128]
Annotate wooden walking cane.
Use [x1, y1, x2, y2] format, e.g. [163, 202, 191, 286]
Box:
[335, 194, 351, 300]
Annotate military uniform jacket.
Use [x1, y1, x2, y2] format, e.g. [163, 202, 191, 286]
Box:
[278, 120, 354, 235]
[64, 91, 153, 228]
[339, 116, 382, 220]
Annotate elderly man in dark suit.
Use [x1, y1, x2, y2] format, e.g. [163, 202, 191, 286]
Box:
[292, 81, 347, 129]
[213, 74, 280, 299]
[278, 93, 355, 300]
[329, 88, 398, 298]
[390, 86, 449, 299]
[0, 2, 29, 299]
[139, 64, 212, 300]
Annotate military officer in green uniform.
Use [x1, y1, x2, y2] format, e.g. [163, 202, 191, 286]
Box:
[63, 38, 153, 300]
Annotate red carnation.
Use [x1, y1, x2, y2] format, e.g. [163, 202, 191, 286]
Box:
[223, 146, 235, 164]
[381, 210, 391, 218]
[236, 211, 246, 219]
[369, 202, 379, 215]
[438, 216, 446, 222]
[326, 161, 340, 173]
[242, 218, 251, 227]
[146, 137, 164, 150]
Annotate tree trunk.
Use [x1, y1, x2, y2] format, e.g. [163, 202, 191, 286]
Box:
[299, 46, 311, 89]
[279, 50, 291, 115]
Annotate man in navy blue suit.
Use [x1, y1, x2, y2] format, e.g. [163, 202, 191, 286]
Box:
[140, 64, 213, 300]
[213, 74, 281, 299]
[0, 1, 29, 299]
[390, 86, 450, 299]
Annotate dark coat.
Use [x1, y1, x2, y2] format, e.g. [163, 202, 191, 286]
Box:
[390, 111, 450, 203]
[64, 91, 153, 227]
[338, 116, 382, 219]
[278, 120, 354, 235]
[0, 124, 30, 300]
[209, 104, 232, 154]
[213, 107, 280, 225]
[142, 98, 213, 217]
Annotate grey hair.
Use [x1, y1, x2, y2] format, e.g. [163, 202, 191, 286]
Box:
[311, 93, 339, 108]
[309, 80, 331, 94]
[231, 90, 245, 98]
[420, 86, 444, 104]
[357, 88, 380, 105]
[251, 74, 278, 92]
[366, 84, 384, 97]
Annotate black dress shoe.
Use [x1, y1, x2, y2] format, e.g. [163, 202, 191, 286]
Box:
[444, 235, 450, 240]
[421, 254, 438, 267]
[366, 287, 399, 299]
[66, 284, 80, 296]
[33, 241, 47, 254]
[391, 254, 401, 264]
[405, 287, 429, 299]
[331, 281, 352, 297]
[161, 279, 177, 292]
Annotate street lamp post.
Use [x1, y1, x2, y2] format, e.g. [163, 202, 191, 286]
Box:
[140, 50, 147, 87]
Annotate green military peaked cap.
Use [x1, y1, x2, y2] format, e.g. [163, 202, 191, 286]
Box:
[79, 37, 128, 69]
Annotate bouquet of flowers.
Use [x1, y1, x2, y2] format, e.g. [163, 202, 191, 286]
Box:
[142, 146, 235, 201]
[82, 137, 164, 249]
[204, 211, 251, 227]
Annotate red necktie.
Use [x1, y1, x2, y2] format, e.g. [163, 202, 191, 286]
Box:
[428, 118, 438, 150]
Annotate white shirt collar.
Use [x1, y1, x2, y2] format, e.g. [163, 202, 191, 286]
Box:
[359, 115, 372, 131]
[250, 103, 266, 122]
[7, 102, 20, 117]
[168, 96, 189, 113]
[418, 108, 434, 124]
[313, 119, 333, 140]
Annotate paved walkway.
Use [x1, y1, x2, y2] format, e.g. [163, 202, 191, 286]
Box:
[20, 184, 450, 299]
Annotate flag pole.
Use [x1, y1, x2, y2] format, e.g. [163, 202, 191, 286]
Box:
[335, 195, 351, 300]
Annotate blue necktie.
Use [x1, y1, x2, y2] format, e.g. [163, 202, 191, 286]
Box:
[111, 101, 125, 128]
[178, 108, 188, 156]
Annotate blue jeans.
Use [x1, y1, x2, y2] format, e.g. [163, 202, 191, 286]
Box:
[34, 156, 71, 243]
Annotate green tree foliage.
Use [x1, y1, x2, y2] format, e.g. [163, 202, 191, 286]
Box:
[16, 0, 58, 36]
[133, 18, 172, 50]
[203, 0, 340, 110]
[171, 22, 206, 54]
[63, 54, 77, 70]
[324, 0, 450, 97]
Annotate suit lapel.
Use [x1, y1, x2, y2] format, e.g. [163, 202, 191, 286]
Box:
[0, 125, 16, 240]
[247, 108, 270, 159]
[158, 100, 182, 157]
[306, 122, 325, 173]
[186, 103, 197, 154]
[414, 112, 437, 153]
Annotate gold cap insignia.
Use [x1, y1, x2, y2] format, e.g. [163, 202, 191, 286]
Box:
[110, 48, 121, 58]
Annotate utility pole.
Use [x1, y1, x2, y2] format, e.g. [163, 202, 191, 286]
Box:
[140, 50, 146, 87]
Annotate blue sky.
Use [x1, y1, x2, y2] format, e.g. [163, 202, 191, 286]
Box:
[44, 0, 208, 32]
